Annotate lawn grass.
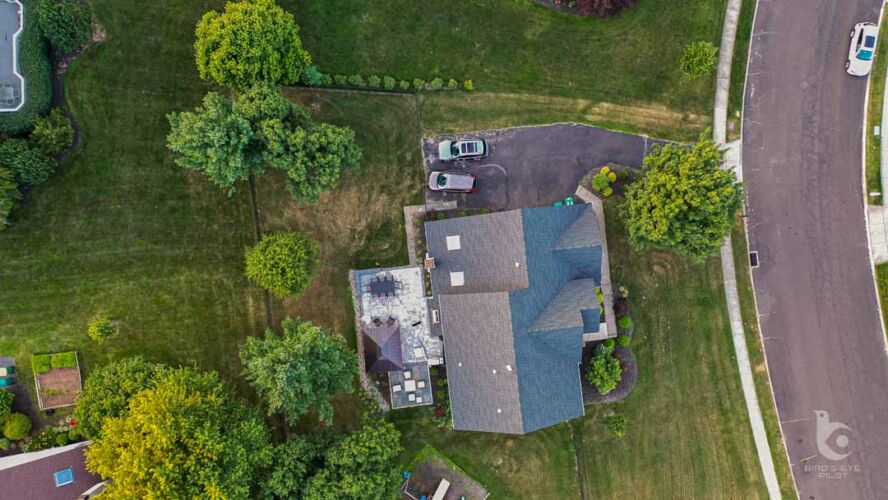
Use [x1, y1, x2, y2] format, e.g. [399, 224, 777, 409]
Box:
[865, 20, 888, 205]
[573, 201, 770, 498]
[874, 264, 888, 334]
[285, 0, 725, 137]
[0, 0, 266, 424]
[731, 224, 797, 498]
[726, 0, 757, 141]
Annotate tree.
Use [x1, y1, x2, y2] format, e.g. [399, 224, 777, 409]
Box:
[681, 41, 719, 78]
[36, 0, 93, 54]
[245, 232, 319, 298]
[587, 343, 621, 395]
[623, 140, 743, 260]
[86, 368, 272, 498]
[0, 390, 13, 418]
[281, 123, 361, 202]
[87, 315, 116, 344]
[30, 108, 74, 157]
[0, 139, 55, 186]
[260, 434, 332, 499]
[73, 357, 166, 439]
[167, 92, 259, 194]
[303, 418, 402, 500]
[240, 317, 357, 424]
[3, 413, 31, 441]
[0, 167, 19, 231]
[195, 0, 311, 88]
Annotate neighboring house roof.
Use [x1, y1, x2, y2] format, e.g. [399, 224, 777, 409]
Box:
[426, 204, 603, 434]
[0, 441, 102, 500]
[362, 321, 404, 373]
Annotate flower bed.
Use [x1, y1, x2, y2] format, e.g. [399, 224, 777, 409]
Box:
[32, 351, 82, 410]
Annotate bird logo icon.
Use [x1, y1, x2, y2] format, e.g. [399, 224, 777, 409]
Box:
[814, 410, 852, 461]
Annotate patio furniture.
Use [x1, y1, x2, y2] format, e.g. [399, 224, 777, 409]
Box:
[416, 396, 423, 403]
[392, 384, 402, 393]
[417, 381, 425, 389]
[408, 393, 416, 402]
[404, 370, 412, 379]
[387, 315, 397, 326]
[404, 380, 417, 392]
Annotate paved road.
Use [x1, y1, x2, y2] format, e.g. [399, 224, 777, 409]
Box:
[422, 124, 660, 210]
[743, 1, 888, 498]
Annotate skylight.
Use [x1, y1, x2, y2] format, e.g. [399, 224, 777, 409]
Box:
[450, 271, 464, 287]
[446, 235, 461, 251]
[54, 468, 74, 487]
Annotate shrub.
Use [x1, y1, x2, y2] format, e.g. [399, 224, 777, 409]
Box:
[36, 0, 93, 54]
[366, 75, 381, 89]
[30, 108, 75, 157]
[245, 232, 319, 298]
[0, 139, 55, 186]
[0, 167, 20, 231]
[3, 413, 31, 440]
[347, 74, 365, 87]
[88, 316, 116, 344]
[333, 74, 348, 86]
[300, 66, 325, 86]
[617, 334, 631, 347]
[31, 354, 51, 374]
[412, 78, 426, 91]
[620, 170, 631, 180]
[596, 287, 604, 304]
[587, 345, 621, 395]
[600, 166, 611, 175]
[607, 171, 617, 182]
[463, 79, 474, 91]
[592, 172, 611, 193]
[50, 351, 78, 369]
[68, 428, 82, 442]
[602, 186, 613, 197]
[448, 78, 458, 89]
[55, 433, 69, 446]
[383, 76, 396, 91]
[435, 390, 446, 400]
[603, 338, 616, 350]
[617, 316, 633, 329]
[605, 414, 627, 437]
[195, 0, 311, 88]
[437, 378, 447, 387]
[681, 41, 719, 78]
[0, 3, 51, 134]
[0, 390, 13, 417]
[434, 212, 445, 221]
[0, 438, 8, 450]
[618, 285, 629, 297]
[430, 78, 444, 90]
[398, 80, 411, 90]
[322, 74, 333, 86]
[576, 0, 636, 17]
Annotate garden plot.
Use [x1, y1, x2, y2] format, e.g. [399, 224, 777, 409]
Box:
[31, 352, 82, 410]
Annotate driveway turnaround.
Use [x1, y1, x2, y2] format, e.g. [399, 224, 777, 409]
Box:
[743, 0, 888, 498]
[422, 124, 660, 210]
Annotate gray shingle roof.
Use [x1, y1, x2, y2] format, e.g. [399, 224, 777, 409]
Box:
[426, 204, 603, 434]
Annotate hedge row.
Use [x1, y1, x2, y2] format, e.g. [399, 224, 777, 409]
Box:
[31, 351, 78, 374]
[299, 66, 474, 93]
[0, 0, 52, 134]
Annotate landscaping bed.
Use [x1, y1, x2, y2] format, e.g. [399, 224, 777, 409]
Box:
[31, 352, 82, 410]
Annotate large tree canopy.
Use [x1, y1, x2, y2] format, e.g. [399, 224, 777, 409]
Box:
[240, 317, 357, 424]
[302, 418, 402, 500]
[85, 368, 272, 499]
[195, 0, 311, 88]
[623, 139, 743, 260]
[73, 357, 166, 439]
[167, 84, 360, 199]
[260, 434, 332, 499]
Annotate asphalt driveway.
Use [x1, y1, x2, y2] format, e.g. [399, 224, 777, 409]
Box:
[422, 124, 661, 210]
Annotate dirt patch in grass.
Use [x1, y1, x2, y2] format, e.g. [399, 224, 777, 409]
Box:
[36, 367, 82, 409]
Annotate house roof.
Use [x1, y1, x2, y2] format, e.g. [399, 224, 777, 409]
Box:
[427, 204, 603, 434]
[0, 441, 102, 500]
[362, 322, 404, 373]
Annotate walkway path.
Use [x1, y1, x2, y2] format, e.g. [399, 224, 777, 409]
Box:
[713, 0, 782, 497]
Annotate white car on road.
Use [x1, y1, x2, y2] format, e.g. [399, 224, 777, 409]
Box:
[846, 22, 878, 76]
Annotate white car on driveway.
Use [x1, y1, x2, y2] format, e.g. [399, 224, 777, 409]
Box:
[846, 22, 878, 76]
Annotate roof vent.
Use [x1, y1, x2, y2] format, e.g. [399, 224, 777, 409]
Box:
[492, 369, 497, 374]
[450, 271, 464, 287]
[446, 235, 461, 251]
[431, 309, 440, 324]
[497, 408, 502, 414]
[506, 365, 512, 372]
[458, 362, 463, 367]
[424, 254, 436, 270]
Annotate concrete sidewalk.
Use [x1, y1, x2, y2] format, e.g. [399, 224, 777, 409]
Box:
[713, 0, 783, 497]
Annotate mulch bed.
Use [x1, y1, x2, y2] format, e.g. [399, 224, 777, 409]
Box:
[582, 344, 637, 404]
[36, 367, 82, 409]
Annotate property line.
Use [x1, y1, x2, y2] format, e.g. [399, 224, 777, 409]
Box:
[713, 0, 783, 498]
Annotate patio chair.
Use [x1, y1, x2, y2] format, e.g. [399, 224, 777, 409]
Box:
[392, 384, 402, 393]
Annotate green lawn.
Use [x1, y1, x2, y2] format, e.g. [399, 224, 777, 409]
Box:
[286, 0, 726, 137]
[726, 0, 757, 141]
[865, 21, 888, 205]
